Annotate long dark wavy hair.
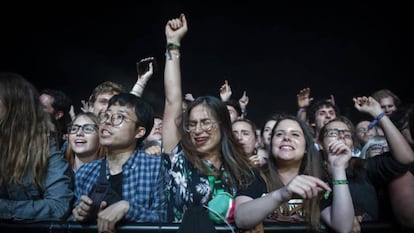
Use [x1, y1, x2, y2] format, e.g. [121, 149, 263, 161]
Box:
[180, 96, 255, 191]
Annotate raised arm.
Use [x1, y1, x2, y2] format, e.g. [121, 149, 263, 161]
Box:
[353, 96, 414, 164]
[162, 14, 188, 153]
[320, 140, 354, 233]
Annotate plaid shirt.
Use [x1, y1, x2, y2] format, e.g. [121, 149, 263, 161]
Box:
[73, 149, 167, 222]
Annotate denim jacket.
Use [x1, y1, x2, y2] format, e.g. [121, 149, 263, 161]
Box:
[0, 144, 74, 222]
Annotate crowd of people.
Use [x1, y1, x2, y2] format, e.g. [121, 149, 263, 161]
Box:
[1, 13, 413, 233]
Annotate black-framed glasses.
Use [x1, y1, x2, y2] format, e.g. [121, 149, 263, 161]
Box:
[98, 112, 137, 126]
[324, 128, 352, 139]
[184, 119, 217, 133]
[68, 124, 98, 134]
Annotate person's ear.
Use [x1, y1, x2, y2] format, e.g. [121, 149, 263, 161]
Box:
[135, 126, 146, 139]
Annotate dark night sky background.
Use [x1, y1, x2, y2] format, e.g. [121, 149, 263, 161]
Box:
[1, 1, 411, 127]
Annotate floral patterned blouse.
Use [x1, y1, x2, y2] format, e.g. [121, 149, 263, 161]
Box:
[163, 143, 235, 223]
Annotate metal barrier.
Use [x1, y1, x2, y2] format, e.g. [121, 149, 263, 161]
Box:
[0, 221, 400, 233]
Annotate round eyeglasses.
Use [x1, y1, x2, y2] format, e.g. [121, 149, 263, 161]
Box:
[184, 119, 217, 133]
[68, 124, 98, 134]
[324, 128, 352, 139]
[98, 112, 137, 126]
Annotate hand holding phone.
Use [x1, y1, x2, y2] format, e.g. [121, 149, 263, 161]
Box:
[136, 57, 157, 76]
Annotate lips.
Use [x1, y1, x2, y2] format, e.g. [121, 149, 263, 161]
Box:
[193, 136, 208, 146]
[74, 139, 87, 144]
[279, 145, 294, 150]
[100, 128, 112, 138]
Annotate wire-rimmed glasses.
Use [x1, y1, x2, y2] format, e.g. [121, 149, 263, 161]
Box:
[98, 112, 137, 126]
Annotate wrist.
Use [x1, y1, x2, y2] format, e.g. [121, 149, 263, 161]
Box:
[277, 187, 292, 203]
[374, 112, 386, 120]
[166, 41, 181, 49]
[298, 108, 306, 113]
[166, 41, 181, 60]
[367, 112, 386, 129]
[165, 50, 181, 60]
[332, 179, 348, 185]
[135, 80, 146, 87]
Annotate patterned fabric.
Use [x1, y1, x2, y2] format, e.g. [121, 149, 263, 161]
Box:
[163, 144, 235, 223]
[265, 199, 305, 223]
[73, 149, 166, 222]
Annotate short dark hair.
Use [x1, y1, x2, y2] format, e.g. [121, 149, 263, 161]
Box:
[307, 99, 339, 124]
[108, 93, 154, 144]
[40, 88, 72, 117]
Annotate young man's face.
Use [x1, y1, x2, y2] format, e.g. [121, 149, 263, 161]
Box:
[378, 96, 397, 116]
[99, 104, 142, 150]
[314, 105, 336, 133]
[145, 117, 163, 142]
[92, 92, 118, 116]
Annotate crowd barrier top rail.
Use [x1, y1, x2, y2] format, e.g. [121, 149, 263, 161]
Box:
[0, 220, 399, 233]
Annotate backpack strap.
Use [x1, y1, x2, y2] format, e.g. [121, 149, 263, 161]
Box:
[88, 159, 110, 221]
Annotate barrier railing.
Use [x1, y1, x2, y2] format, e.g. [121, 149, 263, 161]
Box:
[0, 220, 399, 233]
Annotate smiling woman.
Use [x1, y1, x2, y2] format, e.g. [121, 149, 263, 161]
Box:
[64, 112, 105, 172]
[161, 14, 258, 232]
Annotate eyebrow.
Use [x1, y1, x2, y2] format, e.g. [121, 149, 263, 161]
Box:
[189, 118, 212, 122]
[108, 108, 133, 115]
[327, 128, 350, 131]
[275, 129, 303, 134]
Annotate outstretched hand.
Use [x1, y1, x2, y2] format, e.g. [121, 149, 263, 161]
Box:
[80, 100, 92, 113]
[296, 87, 313, 109]
[353, 96, 383, 117]
[136, 57, 155, 83]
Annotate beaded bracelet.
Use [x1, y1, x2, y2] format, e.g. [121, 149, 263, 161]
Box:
[332, 180, 348, 185]
[367, 112, 385, 130]
[166, 42, 181, 60]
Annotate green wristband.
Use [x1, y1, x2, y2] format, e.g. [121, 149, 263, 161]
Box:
[166, 41, 181, 49]
[332, 180, 348, 185]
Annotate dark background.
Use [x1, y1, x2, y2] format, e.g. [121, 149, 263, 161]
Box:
[1, 1, 411, 127]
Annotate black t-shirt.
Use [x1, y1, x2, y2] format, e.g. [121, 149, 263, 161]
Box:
[236, 169, 267, 199]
